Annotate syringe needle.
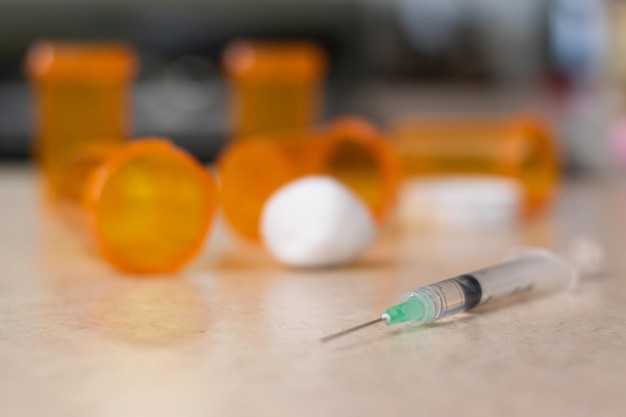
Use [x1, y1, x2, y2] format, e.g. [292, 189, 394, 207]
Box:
[320, 317, 386, 343]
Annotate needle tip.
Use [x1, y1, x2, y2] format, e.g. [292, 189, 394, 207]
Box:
[320, 317, 386, 343]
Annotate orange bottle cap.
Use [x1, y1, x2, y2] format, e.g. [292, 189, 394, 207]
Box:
[223, 40, 326, 83]
[26, 41, 138, 83]
[83, 139, 216, 273]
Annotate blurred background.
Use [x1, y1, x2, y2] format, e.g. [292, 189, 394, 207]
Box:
[0, 0, 622, 172]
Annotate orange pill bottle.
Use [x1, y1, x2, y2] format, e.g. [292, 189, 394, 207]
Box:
[26, 41, 137, 198]
[218, 117, 401, 241]
[391, 115, 559, 214]
[56, 139, 217, 273]
[223, 40, 327, 138]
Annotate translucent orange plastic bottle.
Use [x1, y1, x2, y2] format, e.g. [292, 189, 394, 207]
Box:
[26, 41, 137, 198]
[218, 117, 401, 241]
[57, 139, 218, 273]
[391, 115, 559, 214]
[223, 40, 327, 138]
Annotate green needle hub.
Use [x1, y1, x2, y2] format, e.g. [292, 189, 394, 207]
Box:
[383, 291, 435, 326]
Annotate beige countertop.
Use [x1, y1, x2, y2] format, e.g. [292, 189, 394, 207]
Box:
[0, 165, 625, 417]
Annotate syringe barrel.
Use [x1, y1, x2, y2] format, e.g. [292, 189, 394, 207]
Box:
[392, 249, 577, 327]
[471, 249, 577, 306]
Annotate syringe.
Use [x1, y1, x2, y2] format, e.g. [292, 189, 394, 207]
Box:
[321, 249, 577, 342]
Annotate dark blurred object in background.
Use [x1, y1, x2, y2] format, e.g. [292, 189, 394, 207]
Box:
[0, 0, 613, 173]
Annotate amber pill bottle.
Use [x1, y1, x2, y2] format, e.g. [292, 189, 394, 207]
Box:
[391, 115, 559, 214]
[56, 139, 217, 273]
[218, 117, 401, 241]
[223, 40, 327, 138]
[27, 41, 137, 199]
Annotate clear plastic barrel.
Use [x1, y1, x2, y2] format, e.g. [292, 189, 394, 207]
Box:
[473, 249, 578, 306]
[385, 249, 577, 327]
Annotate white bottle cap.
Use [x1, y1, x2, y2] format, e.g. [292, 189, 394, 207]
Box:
[398, 175, 523, 233]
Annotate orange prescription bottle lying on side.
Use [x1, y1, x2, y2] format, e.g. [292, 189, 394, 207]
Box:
[26, 41, 137, 198]
[391, 115, 559, 214]
[218, 117, 401, 241]
[223, 40, 327, 138]
[57, 139, 217, 274]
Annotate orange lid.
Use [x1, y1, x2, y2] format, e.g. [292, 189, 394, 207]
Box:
[83, 139, 216, 273]
[223, 40, 326, 83]
[26, 41, 138, 83]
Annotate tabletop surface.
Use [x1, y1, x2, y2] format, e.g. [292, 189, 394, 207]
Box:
[0, 165, 625, 417]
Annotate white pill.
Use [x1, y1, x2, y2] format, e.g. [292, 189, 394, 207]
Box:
[261, 176, 377, 268]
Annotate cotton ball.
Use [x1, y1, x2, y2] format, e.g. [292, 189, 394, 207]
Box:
[261, 176, 377, 268]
